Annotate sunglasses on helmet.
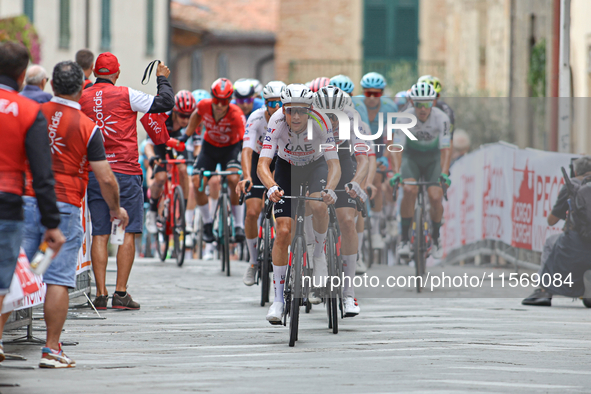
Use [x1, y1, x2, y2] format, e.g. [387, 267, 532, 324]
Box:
[212, 97, 230, 106]
[235, 97, 255, 105]
[413, 101, 434, 109]
[285, 107, 310, 116]
[364, 90, 383, 98]
[266, 100, 283, 109]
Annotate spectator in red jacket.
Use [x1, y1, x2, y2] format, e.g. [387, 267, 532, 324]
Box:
[80, 52, 173, 310]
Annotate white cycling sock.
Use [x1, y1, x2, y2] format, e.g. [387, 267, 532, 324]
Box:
[342, 254, 357, 298]
[199, 204, 212, 224]
[232, 205, 244, 228]
[204, 242, 216, 254]
[185, 208, 195, 228]
[313, 229, 327, 258]
[273, 264, 287, 303]
[247, 238, 258, 266]
[304, 214, 315, 245]
[371, 211, 383, 233]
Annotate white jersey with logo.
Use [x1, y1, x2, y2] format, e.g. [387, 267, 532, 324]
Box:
[260, 109, 338, 166]
[393, 106, 451, 152]
[243, 107, 267, 154]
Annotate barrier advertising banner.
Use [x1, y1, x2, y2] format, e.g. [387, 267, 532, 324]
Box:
[442, 143, 577, 257]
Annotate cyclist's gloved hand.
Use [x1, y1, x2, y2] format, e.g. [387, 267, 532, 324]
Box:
[377, 156, 389, 169]
[177, 134, 190, 143]
[389, 173, 402, 187]
[346, 182, 367, 202]
[267, 185, 283, 203]
[439, 173, 451, 187]
[149, 156, 161, 168]
[321, 189, 337, 205]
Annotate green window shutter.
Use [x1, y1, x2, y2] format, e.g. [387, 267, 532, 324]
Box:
[101, 0, 111, 51]
[364, 3, 388, 59]
[59, 0, 70, 49]
[146, 0, 155, 56]
[394, 5, 418, 60]
[24, 0, 34, 23]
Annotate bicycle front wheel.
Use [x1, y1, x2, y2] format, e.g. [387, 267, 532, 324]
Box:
[222, 194, 231, 276]
[155, 197, 169, 262]
[289, 238, 304, 347]
[413, 208, 426, 292]
[173, 186, 186, 267]
[326, 228, 339, 334]
[260, 218, 272, 307]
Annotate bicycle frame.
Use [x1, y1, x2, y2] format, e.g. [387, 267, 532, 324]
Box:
[159, 159, 185, 235]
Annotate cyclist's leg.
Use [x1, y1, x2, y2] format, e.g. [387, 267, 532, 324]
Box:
[400, 153, 420, 245]
[244, 152, 266, 266]
[147, 144, 167, 233]
[305, 159, 330, 286]
[222, 142, 245, 239]
[191, 142, 217, 239]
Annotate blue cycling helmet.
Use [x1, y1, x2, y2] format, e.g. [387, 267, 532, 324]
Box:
[192, 89, 211, 103]
[394, 90, 409, 106]
[330, 74, 355, 94]
[360, 72, 387, 89]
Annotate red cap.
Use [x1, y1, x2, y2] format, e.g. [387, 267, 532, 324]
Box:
[94, 52, 120, 75]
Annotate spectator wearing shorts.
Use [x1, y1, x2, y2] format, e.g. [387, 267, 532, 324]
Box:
[0, 41, 64, 363]
[80, 52, 173, 310]
[21, 61, 128, 368]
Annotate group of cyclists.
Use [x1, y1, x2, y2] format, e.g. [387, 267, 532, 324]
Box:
[139, 71, 454, 325]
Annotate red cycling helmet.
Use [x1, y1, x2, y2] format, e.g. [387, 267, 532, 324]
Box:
[211, 78, 234, 99]
[174, 90, 197, 114]
[310, 77, 330, 93]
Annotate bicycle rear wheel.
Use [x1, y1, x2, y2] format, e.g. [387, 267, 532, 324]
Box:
[172, 186, 186, 267]
[364, 216, 373, 268]
[155, 197, 169, 262]
[413, 208, 426, 293]
[326, 228, 339, 334]
[289, 238, 304, 347]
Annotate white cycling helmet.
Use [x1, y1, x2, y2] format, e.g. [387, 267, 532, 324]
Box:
[262, 81, 286, 100]
[342, 92, 356, 109]
[313, 85, 347, 111]
[233, 78, 255, 99]
[281, 84, 314, 106]
[248, 78, 263, 95]
[409, 82, 437, 101]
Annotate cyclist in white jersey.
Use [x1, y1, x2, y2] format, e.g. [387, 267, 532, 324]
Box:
[257, 84, 341, 323]
[238, 81, 286, 286]
[313, 86, 369, 316]
[390, 83, 452, 259]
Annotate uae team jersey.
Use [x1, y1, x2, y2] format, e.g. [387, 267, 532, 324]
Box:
[260, 109, 338, 166]
[196, 99, 246, 147]
[243, 107, 268, 154]
[80, 81, 158, 175]
[393, 106, 451, 152]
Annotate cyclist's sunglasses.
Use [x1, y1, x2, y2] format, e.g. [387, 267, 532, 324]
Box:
[284, 107, 310, 116]
[364, 90, 383, 98]
[235, 97, 255, 105]
[266, 100, 283, 109]
[327, 113, 338, 121]
[212, 97, 230, 106]
[176, 112, 191, 119]
[413, 101, 434, 109]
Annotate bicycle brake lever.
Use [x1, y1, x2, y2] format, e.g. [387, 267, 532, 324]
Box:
[238, 180, 251, 205]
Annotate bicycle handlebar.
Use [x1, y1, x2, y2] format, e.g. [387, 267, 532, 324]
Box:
[335, 187, 367, 218]
[197, 169, 243, 192]
[367, 186, 375, 209]
[149, 158, 187, 179]
[392, 180, 448, 202]
[239, 182, 267, 205]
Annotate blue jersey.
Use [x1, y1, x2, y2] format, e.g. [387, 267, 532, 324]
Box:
[231, 97, 265, 119]
[353, 97, 398, 158]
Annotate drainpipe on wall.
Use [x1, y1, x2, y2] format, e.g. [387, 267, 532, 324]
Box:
[550, 0, 560, 151]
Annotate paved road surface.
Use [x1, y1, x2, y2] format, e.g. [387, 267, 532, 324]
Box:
[1, 257, 591, 393]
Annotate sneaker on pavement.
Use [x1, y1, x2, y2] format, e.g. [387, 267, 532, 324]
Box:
[344, 296, 360, 317]
[371, 233, 385, 249]
[112, 292, 140, 310]
[243, 264, 257, 286]
[145, 210, 158, 234]
[39, 344, 76, 368]
[355, 257, 368, 275]
[266, 302, 284, 324]
[234, 226, 245, 242]
[308, 288, 323, 305]
[92, 295, 108, 310]
[397, 241, 411, 257]
[203, 243, 215, 260]
[203, 223, 215, 243]
[431, 242, 443, 259]
[0, 341, 4, 363]
[522, 288, 552, 307]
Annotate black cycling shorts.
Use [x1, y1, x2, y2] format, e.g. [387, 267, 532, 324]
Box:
[194, 140, 242, 173]
[245, 152, 276, 201]
[273, 157, 328, 219]
[335, 149, 357, 210]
